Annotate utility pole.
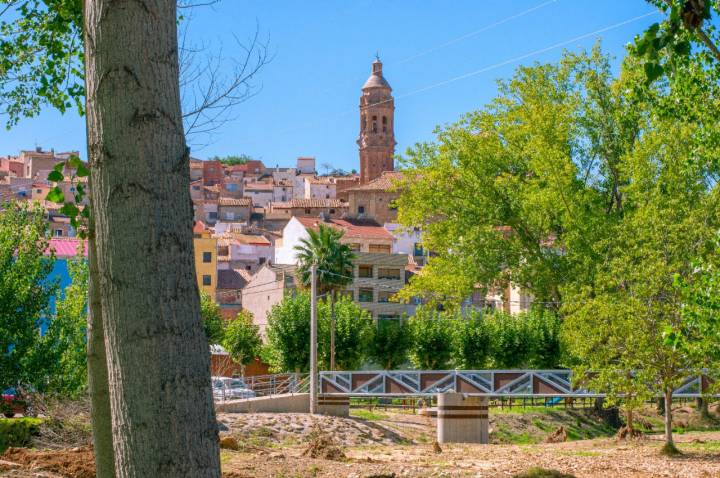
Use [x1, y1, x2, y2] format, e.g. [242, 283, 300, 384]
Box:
[310, 263, 318, 414]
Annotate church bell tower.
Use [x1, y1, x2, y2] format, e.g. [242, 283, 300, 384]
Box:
[358, 56, 395, 184]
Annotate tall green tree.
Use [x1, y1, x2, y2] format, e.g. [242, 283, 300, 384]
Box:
[222, 311, 261, 377]
[45, 247, 89, 396]
[453, 311, 491, 369]
[0, 202, 57, 392]
[294, 224, 355, 370]
[317, 295, 374, 371]
[370, 318, 413, 369]
[200, 291, 225, 345]
[408, 307, 454, 370]
[266, 292, 312, 373]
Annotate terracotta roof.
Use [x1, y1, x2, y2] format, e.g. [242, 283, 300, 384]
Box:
[295, 217, 393, 240]
[217, 232, 271, 246]
[307, 176, 335, 184]
[347, 171, 403, 191]
[218, 197, 252, 207]
[244, 182, 273, 191]
[271, 199, 347, 209]
[47, 238, 88, 258]
[193, 221, 207, 234]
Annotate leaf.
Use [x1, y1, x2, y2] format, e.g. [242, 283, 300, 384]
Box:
[75, 162, 89, 177]
[46, 187, 65, 203]
[53, 161, 65, 172]
[80, 207, 90, 219]
[60, 202, 79, 218]
[674, 41, 691, 57]
[47, 170, 63, 182]
[644, 61, 664, 83]
[68, 155, 82, 169]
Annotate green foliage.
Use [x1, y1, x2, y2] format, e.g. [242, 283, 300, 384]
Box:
[0, 202, 57, 392]
[369, 318, 413, 369]
[200, 291, 225, 345]
[0, 418, 42, 452]
[222, 310, 261, 373]
[317, 295, 374, 370]
[266, 292, 312, 372]
[294, 224, 356, 294]
[526, 310, 563, 369]
[43, 248, 89, 395]
[210, 154, 254, 166]
[266, 292, 374, 372]
[0, 0, 84, 127]
[407, 307, 454, 369]
[44, 155, 90, 237]
[635, 1, 719, 83]
[453, 312, 491, 369]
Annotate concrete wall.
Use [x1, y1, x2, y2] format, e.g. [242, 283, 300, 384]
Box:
[216, 393, 309, 413]
[241, 266, 285, 336]
[274, 217, 309, 264]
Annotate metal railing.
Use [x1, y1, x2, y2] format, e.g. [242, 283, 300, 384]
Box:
[214, 373, 309, 402]
[319, 370, 717, 398]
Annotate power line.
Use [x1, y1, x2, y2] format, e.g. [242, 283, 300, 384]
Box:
[394, 0, 559, 65]
[238, 10, 659, 143]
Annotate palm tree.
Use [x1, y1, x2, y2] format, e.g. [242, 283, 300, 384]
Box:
[294, 224, 355, 370]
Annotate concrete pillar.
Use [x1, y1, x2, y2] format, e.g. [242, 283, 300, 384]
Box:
[436, 393, 488, 444]
[317, 395, 349, 417]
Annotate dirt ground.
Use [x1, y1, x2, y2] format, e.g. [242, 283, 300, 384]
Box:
[3, 409, 720, 477]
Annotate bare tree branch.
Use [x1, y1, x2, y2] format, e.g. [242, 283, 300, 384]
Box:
[178, 18, 272, 149]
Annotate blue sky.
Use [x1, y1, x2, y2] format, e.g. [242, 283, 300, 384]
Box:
[0, 0, 659, 172]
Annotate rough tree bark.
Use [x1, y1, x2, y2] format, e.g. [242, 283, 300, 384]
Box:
[664, 388, 675, 449]
[84, 1, 221, 476]
[86, 232, 115, 478]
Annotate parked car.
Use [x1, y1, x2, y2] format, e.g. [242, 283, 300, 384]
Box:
[211, 377, 256, 400]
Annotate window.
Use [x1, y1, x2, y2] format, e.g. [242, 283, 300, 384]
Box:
[358, 288, 373, 303]
[382, 116, 387, 133]
[372, 115, 377, 133]
[225, 211, 235, 220]
[36, 189, 42, 194]
[226, 184, 237, 192]
[259, 257, 266, 264]
[358, 265, 373, 278]
[325, 194, 330, 199]
[358, 206, 365, 214]
[378, 291, 394, 303]
[208, 211, 217, 220]
[413, 243, 424, 256]
[305, 208, 311, 214]
[54, 229, 63, 237]
[378, 268, 401, 280]
[329, 209, 335, 214]
[202, 275, 212, 286]
[369, 244, 391, 254]
[202, 251, 212, 263]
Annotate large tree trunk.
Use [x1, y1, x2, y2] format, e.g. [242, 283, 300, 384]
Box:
[84, 1, 220, 476]
[86, 233, 115, 478]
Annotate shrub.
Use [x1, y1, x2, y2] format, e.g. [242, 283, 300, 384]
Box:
[453, 311, 491, 369]
[0, 418, 42, 452]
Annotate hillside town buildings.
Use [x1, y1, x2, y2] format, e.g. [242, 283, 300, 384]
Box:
[1, 57, 534, 341]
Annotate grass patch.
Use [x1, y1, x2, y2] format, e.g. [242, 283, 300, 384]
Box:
[493, 424, 538, 444]
[352, 409, 389, 421]
[660, 442, 682, 456]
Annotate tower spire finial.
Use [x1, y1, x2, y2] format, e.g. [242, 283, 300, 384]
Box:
[375, 50, 380, 61]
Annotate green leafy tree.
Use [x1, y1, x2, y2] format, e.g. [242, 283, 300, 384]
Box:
[200, 291, 225, 345]
[453, 311, 491, 369]
[266, 292, 312, 372]
[317, 295, 374, 370]
[0, 202, 57, 392]
[294, 224, 355, 370]
[222, 311, 261, 376]
[408, 307, 454, 369]
[526, 310, 563, 369]
[44, 247, 89, 396]
[485, 312, 533, 369]
[370, 318, 413, 369]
